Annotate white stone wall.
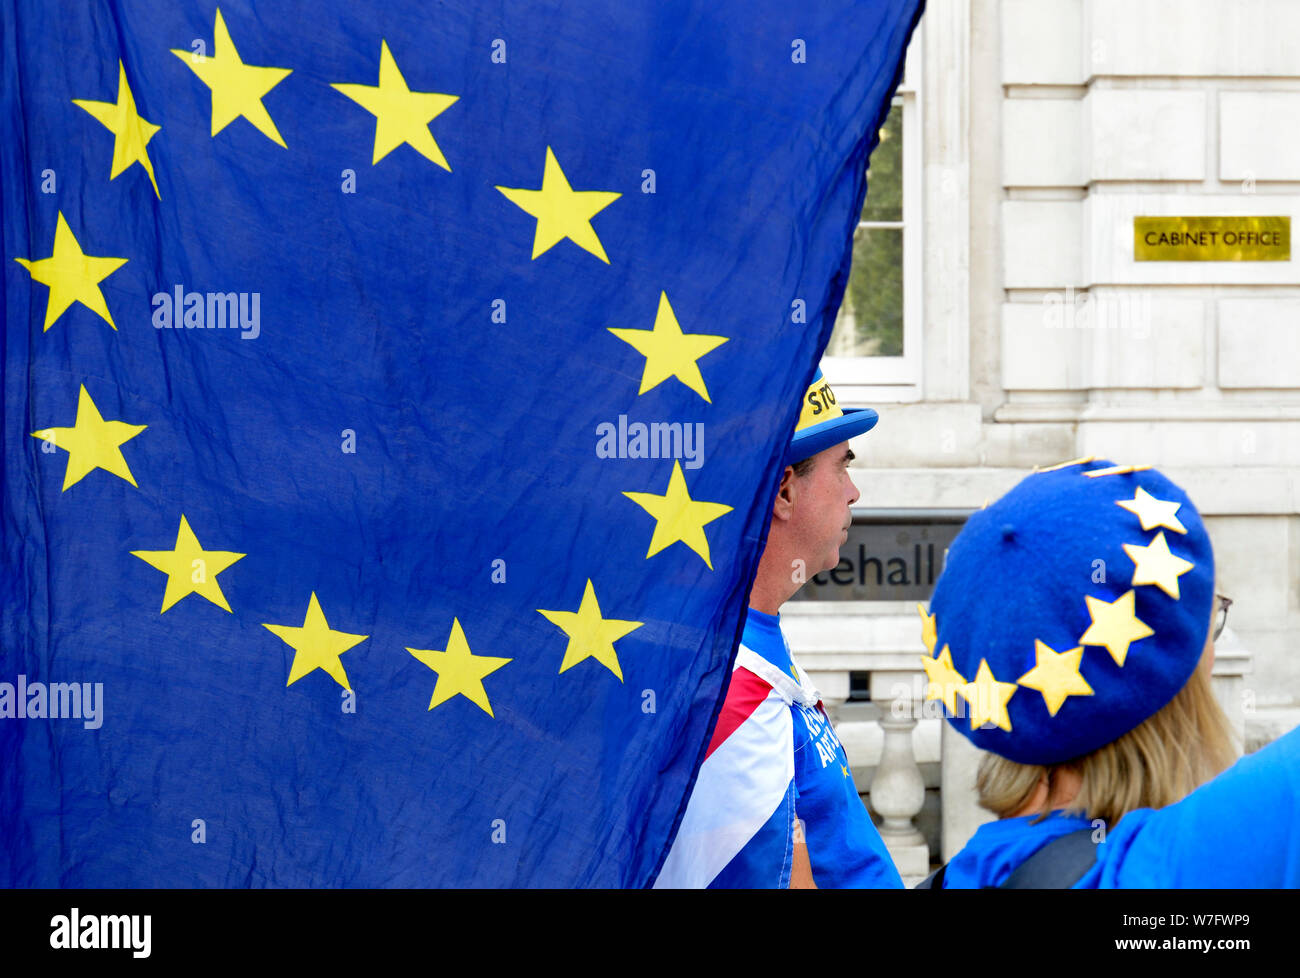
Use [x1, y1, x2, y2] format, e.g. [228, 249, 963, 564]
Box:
[840, 0, 1300, 704]
[817, 0, 1300, 866]
[994, 0, 1300, 705]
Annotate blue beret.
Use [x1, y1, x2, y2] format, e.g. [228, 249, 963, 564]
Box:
[919, 459, 1215, 765]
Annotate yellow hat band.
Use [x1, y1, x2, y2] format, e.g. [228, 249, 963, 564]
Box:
[795, 375, 843, 432]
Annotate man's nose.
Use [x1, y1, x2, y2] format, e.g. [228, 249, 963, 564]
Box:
[847, 472, 861, 506]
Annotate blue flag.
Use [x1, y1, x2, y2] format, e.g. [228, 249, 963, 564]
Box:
[1, 1, 922, 886]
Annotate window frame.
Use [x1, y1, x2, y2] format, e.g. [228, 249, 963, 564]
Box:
[823, 27, 923, 403]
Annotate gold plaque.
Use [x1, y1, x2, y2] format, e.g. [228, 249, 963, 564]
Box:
[1134, 216, 1290, 261]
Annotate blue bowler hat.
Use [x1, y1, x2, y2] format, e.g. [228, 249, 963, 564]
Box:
[917, 459, 1215, 765]
[785, 368, 879, 465]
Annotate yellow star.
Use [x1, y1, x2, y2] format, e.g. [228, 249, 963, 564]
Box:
[920, 644, 967, 715]
[1116, 486, 1187, 535]
[1123, 531, 1194, 600]
[960, 659, 1017, 732]
[1033, 455, 1096, 474]
[841, 764, 850, 778]
[917, 602, 937, 655]
[72, 61, 162, 198]
[622, 461, 734, 569]
[1016, 640, 1094, 717]
[607, 292, 729, 402]
[331, 40, 459, 168]
[407, 618, 511, 717]
[131, 514, 245, 613]
[171, 9, 292, 147]
[537, 579, 643, 682]
[262, 593, 368, 691]
[495, 146, 621, 262]
[14, 212, 127, 332]
[1084, 463, 1153, 479]
[31, 385, 146, 491]
[1079, 589, 1154, 667]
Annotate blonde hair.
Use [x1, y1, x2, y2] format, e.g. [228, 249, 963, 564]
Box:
[976, 651, 1237, 827]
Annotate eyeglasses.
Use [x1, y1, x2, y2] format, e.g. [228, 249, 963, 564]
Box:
[1213, 594, 1233, 642]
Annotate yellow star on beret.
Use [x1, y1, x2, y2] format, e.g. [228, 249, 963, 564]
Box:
[1034, 455, 1096, 474]
[1116, 486, 1187, 535]
[960, 659, 1017, 732]
[1079, 589, 1154, 667]
[1084, 463, 1153, 479]
[1017, 640, 1094, 716]
[1123, 531, 1194, 600]
[920, 643, 966, 714]
[917, 603, 937, 656]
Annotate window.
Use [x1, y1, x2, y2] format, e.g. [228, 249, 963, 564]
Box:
[823, 30, 922, 401]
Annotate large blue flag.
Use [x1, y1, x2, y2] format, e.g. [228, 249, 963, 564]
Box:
[1, 1, 922, 886]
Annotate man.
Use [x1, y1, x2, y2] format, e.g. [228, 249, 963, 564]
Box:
[655, 369, 902, 888]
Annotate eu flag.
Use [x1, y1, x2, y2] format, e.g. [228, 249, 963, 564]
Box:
[1, 1, 923, 886]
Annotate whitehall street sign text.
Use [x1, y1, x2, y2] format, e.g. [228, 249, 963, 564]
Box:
[794, 516, 966, 602]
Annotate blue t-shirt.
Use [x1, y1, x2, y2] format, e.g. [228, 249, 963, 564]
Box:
[943, 724, 1300, 888]
[742, 610, 902, 889]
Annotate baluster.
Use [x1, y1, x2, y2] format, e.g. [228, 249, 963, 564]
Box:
[869, 671, 929, 885]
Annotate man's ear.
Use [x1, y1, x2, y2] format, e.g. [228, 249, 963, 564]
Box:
[772, 465, 797, 522]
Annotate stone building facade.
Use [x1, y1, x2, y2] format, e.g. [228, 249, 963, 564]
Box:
[793, 0, 1300, 882]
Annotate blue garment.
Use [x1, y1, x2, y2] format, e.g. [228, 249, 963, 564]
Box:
[926, 461, 1215, 766]
[1, 0, 924, 887]
[743, 611, 902, 888]
[656, 609, 902, 887]
[943, 724, 1300, 888]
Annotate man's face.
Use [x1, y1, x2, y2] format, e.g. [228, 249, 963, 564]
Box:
[790, 441, 860, 575]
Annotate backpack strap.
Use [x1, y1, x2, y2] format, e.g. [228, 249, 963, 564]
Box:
[999, 828, 1098, 889]
[914, 862, 947, 889]
[913, 828, 1097, 889]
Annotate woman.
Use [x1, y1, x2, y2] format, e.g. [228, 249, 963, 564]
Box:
[916, 458, 1299, 888]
